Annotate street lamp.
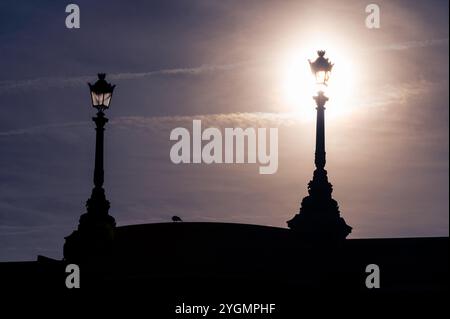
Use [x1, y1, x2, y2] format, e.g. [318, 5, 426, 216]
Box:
[87, 74, 115, 192]
[64, 73, 117, 261]
[287, 51, 351, 241]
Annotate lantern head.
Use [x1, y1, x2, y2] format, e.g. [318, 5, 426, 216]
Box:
[88, 73, 115, 111]
[309, 50, 333, 86]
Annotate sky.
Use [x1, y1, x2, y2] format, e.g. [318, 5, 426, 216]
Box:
[0, 0, 448, 261]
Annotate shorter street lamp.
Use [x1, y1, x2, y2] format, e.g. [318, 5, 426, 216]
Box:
[64, 74, 117, 261]
[89, 73, 115, 111]
[287, 51, 351, 241]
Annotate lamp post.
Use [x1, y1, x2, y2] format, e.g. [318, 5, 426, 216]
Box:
[85, 73, 115, 220]
[64, 73, 117, 261]
[287, 51, 352, 241]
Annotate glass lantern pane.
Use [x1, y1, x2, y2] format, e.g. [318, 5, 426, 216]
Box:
[91, 91, 100, 106]
[100, 93, 105, 106]
[103, 92, 112, 107]
[316, 71, 327, 84]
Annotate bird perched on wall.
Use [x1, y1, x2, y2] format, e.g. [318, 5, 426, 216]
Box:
[172, 216, 183, 222]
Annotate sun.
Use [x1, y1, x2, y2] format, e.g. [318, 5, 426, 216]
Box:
[277, 34, 357, 121]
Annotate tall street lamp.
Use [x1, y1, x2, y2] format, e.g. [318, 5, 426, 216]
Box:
[64, 73, 117, 261]
[287, 51, 352, 241]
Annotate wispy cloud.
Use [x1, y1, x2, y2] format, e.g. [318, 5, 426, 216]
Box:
[371, 38, 448, 51]
[363, 79, 438, 108]
[0, 225, 69, 236]
[110, 61, 249, 79]
[0, 121, 88, 137]
[114, 111, 302, 129]
[0, 112, 299, 137]
[0, 38, 447, 95]
[0, 76, 440, 138]
[0, 62, 249, 95]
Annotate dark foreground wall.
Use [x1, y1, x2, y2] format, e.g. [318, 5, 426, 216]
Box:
[0, 223, 448, 315]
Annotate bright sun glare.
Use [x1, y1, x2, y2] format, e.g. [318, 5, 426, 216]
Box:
[279, 35, 357, 121]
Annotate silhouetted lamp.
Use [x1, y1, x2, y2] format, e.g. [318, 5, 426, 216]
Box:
[287, 51, 351, 241]
[309, 50, 333, 86]
[88, 73, 115, 110]
[64, 73, 117, 261]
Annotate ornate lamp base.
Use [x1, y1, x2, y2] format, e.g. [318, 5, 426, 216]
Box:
[64, 187, 116, 262]
[287, 168, 352, 241]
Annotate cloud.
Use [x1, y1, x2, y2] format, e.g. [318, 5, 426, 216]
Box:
[362, 79, 438, 108]
[0, 37, 447, 95]
[0, 62, 249, 95]
[0, 121, 88, 137]
[0, 76, 439, 138]
[370, 38, 449, 51]
[110, 61, 249, 79]
[0, 112, 300, 137]
[0, 225, 67, 236]
[111, 112, 300, 131]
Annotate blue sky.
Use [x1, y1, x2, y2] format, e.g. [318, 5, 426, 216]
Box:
[0, 0, 448, 261]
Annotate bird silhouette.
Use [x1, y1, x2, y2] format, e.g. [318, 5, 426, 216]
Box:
[172, 216, 182, 222]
